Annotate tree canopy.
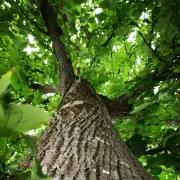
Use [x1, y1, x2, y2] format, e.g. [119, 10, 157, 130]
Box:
[0, 0, 180, 179]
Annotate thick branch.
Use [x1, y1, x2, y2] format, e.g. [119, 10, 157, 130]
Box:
[39, 0, 75, 95]
[99, 94, 132, 122]
[167, 120, 180, 126]
[29, 84, 59, 94]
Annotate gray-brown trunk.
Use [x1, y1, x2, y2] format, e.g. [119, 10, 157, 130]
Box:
[35, 79, 152, 180]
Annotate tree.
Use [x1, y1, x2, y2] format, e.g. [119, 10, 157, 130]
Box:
[0, 0, 180, 179]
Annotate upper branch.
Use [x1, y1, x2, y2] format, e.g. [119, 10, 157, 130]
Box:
[39, 0, 75, 95]
[102, 30, 115, 47]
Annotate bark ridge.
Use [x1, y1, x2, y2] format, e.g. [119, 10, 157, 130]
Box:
[36, 79, 152, 180]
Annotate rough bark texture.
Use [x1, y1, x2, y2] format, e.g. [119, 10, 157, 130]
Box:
[17, 78, 152, 180]
[20, 1, 153, 179]
[20, 79, 152, 180]
[34, 78, 152, 180]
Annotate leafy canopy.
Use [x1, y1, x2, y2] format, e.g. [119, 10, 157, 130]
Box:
[0, 0, 180, 179]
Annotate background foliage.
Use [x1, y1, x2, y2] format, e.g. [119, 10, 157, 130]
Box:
[0, 0, 180, 179]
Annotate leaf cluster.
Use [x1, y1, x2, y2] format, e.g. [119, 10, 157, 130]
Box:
[0, 71, 51, 179]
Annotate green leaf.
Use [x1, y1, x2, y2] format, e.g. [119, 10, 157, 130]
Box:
[17, 171, 31, 180]
[129, 134, 147, 157]
[87, 17, 95, 24]
[0, 103, 5, 123]
[71, 9, 80, 16]
[150, 168, 162, 175]
[96, 12, 107, 21]
[0, 69, 14, 95]
[166, 133, 180, 146]
[0, 168, 5, 180]
[79, 48, 91, 58]
[131, 102, 151, 114]
[72, 0, 85, 5]
[175, 15, 180, 32]
[132, 10, 142, 19]
[0, 137, 6, 155]
[11, 74, 20, 90]
[156, 16, 170, 30]
[147, 156, 165, 168]
[99, 0, 110, 9]
[23, 134, 37, 155]
[0, 104, 50, 137]
[159, 45, 172, 56]
[32, 90, 41, 105]
[0, 10, 13, 21]
[152, 176, 160, 180]
[129, 21, 139, 27]
[163, 128, 176, 141]
[99, 0, 116, 10]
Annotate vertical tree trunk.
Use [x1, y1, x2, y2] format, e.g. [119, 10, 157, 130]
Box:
[36, 79, 152, 180]
[20, 1, 154, 179]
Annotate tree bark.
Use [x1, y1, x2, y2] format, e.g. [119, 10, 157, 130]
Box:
[35, 78, 152, 180]
[21, 79, 152, 180]
[21, 1, 153, 179]
[40, 0, 75, 96]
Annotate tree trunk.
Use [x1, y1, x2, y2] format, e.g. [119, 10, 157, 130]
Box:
[20, 1, 153, 179]
[34, 78, 152, 180]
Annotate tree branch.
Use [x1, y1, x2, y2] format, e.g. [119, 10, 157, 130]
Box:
[29, 29, 54, 54]
[99, 94, 132, 122]
[138, 31, 162, 60]
[29, 84, 60, 94]
[102, 30, 115, 47]
[39, 0, 75, 95]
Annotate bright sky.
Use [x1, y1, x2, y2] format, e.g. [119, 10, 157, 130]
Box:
[24, 35, 39, 54]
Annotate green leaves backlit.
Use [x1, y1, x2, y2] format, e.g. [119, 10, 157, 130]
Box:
[0, 70, 50, 138]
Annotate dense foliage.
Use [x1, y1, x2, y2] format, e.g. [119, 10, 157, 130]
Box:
[0, 0, 180, 179]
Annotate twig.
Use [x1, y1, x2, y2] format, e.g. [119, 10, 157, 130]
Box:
[138, 31, 162, 60]
[102, 30, 115, 47]
[30, 29, 55, 54]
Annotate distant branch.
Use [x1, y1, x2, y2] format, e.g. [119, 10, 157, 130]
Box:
[124, 43, 136, 58]
[102, 30, 115, 47]
[30, 29, 54, 54]
[138, 31, 162, 60]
